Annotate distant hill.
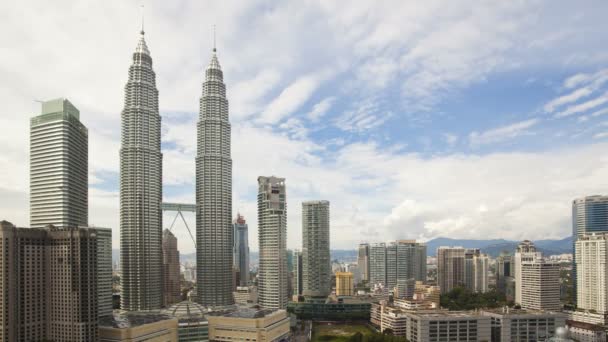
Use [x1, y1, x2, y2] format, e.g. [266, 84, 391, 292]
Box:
[426, 236, 573, 257]
[112, 236, 572, 265]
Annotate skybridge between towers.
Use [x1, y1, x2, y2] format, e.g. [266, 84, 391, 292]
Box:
[162, 202, 197, 248]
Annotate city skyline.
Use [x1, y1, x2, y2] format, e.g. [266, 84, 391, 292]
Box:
[3, 1, 608, 253]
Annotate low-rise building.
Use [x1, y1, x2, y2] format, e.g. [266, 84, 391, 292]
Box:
[162, 300, 209, 342]
[206, 307, 290, 342]
[566, 320, 607, 342]
[370, 303, 491, 341]
[481, 307, 567, 342]
[336, 272, 354, 296]
[99, 312, 179, 342]
[288, 295, 373, 320]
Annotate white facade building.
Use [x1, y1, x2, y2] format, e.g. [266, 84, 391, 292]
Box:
[257, 176, 288, 309]
[575, 233, 608, 324]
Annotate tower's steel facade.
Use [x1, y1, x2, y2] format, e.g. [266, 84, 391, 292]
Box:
[119, 31, 163, 311]
[196, 48, 233, 306]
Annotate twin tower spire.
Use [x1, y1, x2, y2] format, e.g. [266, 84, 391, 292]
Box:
[119, 26, 232, 311]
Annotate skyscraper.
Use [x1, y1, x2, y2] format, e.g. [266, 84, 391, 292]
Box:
[473, 253, 490, 293]
[572, 195, 608, 305]
[464, 248, 480, 291]
[163, 229, 181, 307]
[295, 249, 303, 296]
[437, 247, 465, 294]
[30, 98, 87, 229]
[196, 44, 233, 307]
[575, 233, 608, 324]
[233, 214, 250, 287]
[370, 243, 387, 288]
[302, 200, 331, 298]
[385, 240, 427, 296]
[519, 258, 561, 311]
[120, 29, 163, 311]
[0, 221, 99, 341]
[358, 243, 370, 282]
[97, 227, 113, 318]
[257, 176, 288, 309]
[514, 240, 542, 304]
[496, 252, 513, 294]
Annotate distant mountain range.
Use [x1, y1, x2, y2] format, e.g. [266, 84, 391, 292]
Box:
[111, 236, 573, 265]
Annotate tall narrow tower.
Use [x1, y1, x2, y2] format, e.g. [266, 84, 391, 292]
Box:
[119, 29, 163, 311]
[302, 200, 331, 298]
[196, 45, 233, 306]
[258, 176, 288, 309]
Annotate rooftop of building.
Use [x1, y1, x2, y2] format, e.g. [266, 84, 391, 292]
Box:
[206, 306, 282, 319]
[481, 307, 565, 317]
[566, 320, 605, 331]
[161, 300, 209, 319]
[100, 311, 176, 329]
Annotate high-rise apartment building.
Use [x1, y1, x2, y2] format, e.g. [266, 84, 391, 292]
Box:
[358, 243, 370, 282]
[437, 247, 465, 294]
[257, 176, 288, 309]
[196, 44, 233, 307]
[573, 195, 608, 305]
[514, 240, 542, 304]
[519, 258, 561, 311]
[0, 221, 99, 342]
[473, 253, 490, 293]
[120, 29, 163, 311]
[464, 248, 480, 291]
[496, 252, 513, 294]
[294, 249, 303, 296]
[163, 229, 181, 307]
[370, 243, 387, 287]
[302, 200, 331, 298]
[575, 233, 608, 324]
[97, 227, 113, 318]
[30, 98, 87, 229]
[336, 272, 354, 296]
[233, 214, 250, 287]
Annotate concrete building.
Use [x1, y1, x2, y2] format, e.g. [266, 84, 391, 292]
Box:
[257, 176, 288, 309]
[163, 230, 181, 307]
[482, 308, 567, 342]
[514, 240, 542, 304]
[302, 200, 331, 298]
[575, 233, 608, 325]
[496, 252, 513, 294]
[294, 249, 303, 296]
[97, 227, 113, 318]
[358, 243, 370, 282]
[336, 272, 354, 296]
[370, 304, 492, 342]
[573, 195, 608, 305]
[196, 43, 234, 308]
[30, 98, 88, 229]
[0, 221, 99, 342]
[233, 214, 250, 287]
[520, 258, 561, 311]
[99, 312, 178, 342]
[437, 247, 465, 294]
[473, 253, 490, 293]
[566, 320, 607, 342]
[207, 308, 290, 342]
[120, 29, 163, 311]
[369, 242, 387, 287]
[162, 301, 209, 342]
[233, 286, 258, 305]
[464, 248, 480, 291]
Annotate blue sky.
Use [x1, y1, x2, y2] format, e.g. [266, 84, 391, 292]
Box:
[1, 1, 608, 252]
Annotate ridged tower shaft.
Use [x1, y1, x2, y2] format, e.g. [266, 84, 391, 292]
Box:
[119, 30, 163, 311]
[196, 47, 233, 306]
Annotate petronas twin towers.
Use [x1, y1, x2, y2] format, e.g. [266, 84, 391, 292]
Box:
[120, 29, 233, 310]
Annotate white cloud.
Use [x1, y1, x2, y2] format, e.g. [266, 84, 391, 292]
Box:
[591, 107, 608, 117]
[258, 73, 326, 125]
[334, 98, 393, 132]
[594, 132, 608, 139]
[555, 92, 608, 118]
[469, 119, 539, 147]
[544, 87, 593, 113]
[443, 133, 459, 147]
[307, 97, 335, 122]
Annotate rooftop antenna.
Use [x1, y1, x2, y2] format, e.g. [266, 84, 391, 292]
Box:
[140, 4, 145, 35]
[213, 24, 216, 52]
